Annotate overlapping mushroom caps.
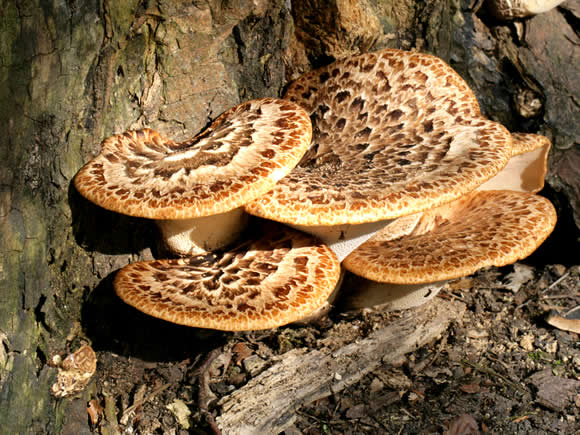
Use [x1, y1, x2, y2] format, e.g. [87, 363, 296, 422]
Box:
[245, 49, 513, 260]
[74, 48, 559, 330]
[114, 223, 341, 331]
[340, 132, 555, 310]
[74, 98, 312, 255]
[341, 190, 557, 310]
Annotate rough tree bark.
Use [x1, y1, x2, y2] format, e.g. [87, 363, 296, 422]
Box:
[0, 0, 578, 432]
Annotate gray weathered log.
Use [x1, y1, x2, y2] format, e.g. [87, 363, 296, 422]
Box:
[216, 299, 466, 434]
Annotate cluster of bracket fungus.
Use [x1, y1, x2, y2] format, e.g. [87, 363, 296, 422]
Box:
[245, 50, 513, 259]
[74, 48, 557, 332]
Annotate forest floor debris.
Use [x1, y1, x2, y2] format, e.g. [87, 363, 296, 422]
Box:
[67, 262, 579, 434]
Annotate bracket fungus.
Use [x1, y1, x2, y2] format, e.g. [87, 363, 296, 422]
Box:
[51, 345, 97, 398]
[478, 132, 551, 193]
[487, 0, 566, 19]
[114, 223, 341, 331]
[74, 48, 558, 332]
[74, 98, 312, 256]
[341, 190, 557, 311]
[245, 49, 513, 260]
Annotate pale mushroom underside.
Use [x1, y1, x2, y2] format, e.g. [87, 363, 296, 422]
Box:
[114, 224, 341, 331]
[343, 190, 557, 284]
[245, 49, 513, 226]
[74, 98, 312, 219]
[477, 132, 551, 193]
[488, 0, 566, 19]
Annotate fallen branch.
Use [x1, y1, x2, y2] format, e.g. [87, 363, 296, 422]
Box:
[216, 298, 465, 434]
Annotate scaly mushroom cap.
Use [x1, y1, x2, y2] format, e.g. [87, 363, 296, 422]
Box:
[245, 49, 512, 226]
[74, 98, 312, 219]
[510, 132, 551, 155]
[478, 132, 551, 193]
[114, 223, 341, 331]
[488, 0, 566, 19]
[343, 190, 557, 284]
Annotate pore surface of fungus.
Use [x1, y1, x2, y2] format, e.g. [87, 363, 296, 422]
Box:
[343, 190, 557, 285]
[245, 49, 512, 227]
[114, 223, 341, 331]
[74, 98, 312, 255]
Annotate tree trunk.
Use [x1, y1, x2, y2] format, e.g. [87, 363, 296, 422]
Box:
[0, 0, 578, 431]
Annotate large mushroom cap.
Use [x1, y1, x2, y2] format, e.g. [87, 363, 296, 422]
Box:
[114, 223, 341, 331]
[245, 49, 512, 226]
[343, 190, 557, 284]
[74, 98, 312, 219]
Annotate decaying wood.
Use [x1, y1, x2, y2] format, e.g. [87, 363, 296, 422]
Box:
[216, 298, 466, 434]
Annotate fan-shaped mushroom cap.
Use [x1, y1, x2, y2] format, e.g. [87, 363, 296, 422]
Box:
[245, 49, 512, 228]
[74, 98, 312, 219]
[114, 223, 341, 331]
[478, 132, 550, 193]
[343, 190, 557, 284]
[75, 98, 312, 255]
[488, 0, 566, 19]
[245, 50, 512, 260]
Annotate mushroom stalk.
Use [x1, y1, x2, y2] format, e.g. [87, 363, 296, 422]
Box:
[288, 219, 396, 262]
[157, 207, 248, 256]
[337, 275, 446, 311]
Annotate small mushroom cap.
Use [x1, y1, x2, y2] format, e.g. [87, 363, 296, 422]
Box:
[245, 49, 512, 226]
[488, 0, 566, 19]
[343, 190, 557, 284]
[74, 98, 312, 219]
[114, 223, 341, 331]
[478, 132, 551, 193]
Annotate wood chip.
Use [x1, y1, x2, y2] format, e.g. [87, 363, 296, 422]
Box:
[528, 369, 580, 411]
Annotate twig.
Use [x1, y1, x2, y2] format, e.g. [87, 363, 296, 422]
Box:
[412, 335, 446, 374]
[193, 348, 224, 435]
[516, 272, 571, 310]
[120, 382, 171, 424]
[542, 293, 580, 300]
[462, 360, 526, 394]
[541, 272, 570, 294]
[487, 353, 511, 371]
[512, 411, 537, 423]
[564, 305, 580, 317]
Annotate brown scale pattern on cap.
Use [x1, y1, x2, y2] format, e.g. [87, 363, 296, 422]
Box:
[511, 132, 551, 156]
[343, 190, 557, 284]
[245, 49, 512, 225]
[114, 223, 340, 331]
[74, 98, 312, 219]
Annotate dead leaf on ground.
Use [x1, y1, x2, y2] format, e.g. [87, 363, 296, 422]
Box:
[445, 414, 479, 435]
[87, 399, 104, 426]
[232, 342, 253, 365]
[545, 308, 580, 334]
[460, 381, 481, 394]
